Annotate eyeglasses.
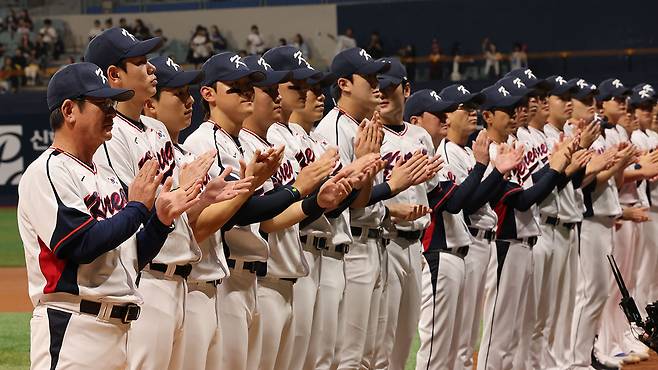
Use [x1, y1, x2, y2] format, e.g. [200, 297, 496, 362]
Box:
[77, 97, 118, 112]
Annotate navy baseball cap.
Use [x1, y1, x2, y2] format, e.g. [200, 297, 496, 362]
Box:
[242, 55, 292, 87]
[497, 76, 533, 97]
[597, 78, 630, 101]
[201, 52, 265, 87]
[479, 82, 524, 111]
[47, 62, 134, 111]
[331, 47, 390, 79]
[505, 68, 552, 91]
[439, 84, 485, 106]
[377, 57, 407, 90]
[307, 71, 336, 87]
[403, 89, 457, 122]
[262, 46, 321, 80]
[84, 27, 162, 73]
[149, 56, 203, 88]
[546, 75, 577, 96]
[569, 78, 598, 101]
[629, 83, 656, 107]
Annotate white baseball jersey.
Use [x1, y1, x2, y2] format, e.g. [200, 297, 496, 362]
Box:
[240, 127, 308, 278]
[543, 123, 585, 222]
[605, 124, 641, 205]
[516, 126, 559, 217]
[94, 113, 202, 266]
[630, 129, 652, 207]
[488, 141, 541, 239]
[646, 129, 658, 207]
[19, 147, 141, 306]
[270, 122, 333, 237]
[315, 108, 386, 228]
[183, 120, 268, 264]
[380, 123, 431, 231]
[582, 135, 622, 217]
[439, 138, 497, 231]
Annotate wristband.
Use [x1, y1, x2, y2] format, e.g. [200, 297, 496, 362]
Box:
[301, 194, 325, 215]
[283, 185, 302, 202]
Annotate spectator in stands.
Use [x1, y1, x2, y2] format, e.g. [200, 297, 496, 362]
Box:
[119, 18, 132, 33]
[0, 55, 21, 93]
[34, 34, 48, 63]
[189, 26, 212, 67]
[104, 18, 113, 30]
[0, 43, 5, 58]
[39, 19, 58, 58]
[247, 24, 265, 55]
[24, 50, 39, 86]
[278, 38, 287, 46]
[483, 40, 500, 78]
[399, 43, 416, 81]
[16, 19, 30, 39]
[510, 42, 528, 70]
[450, 42, 463, 81]
[292, 33, 310, 58]
[133, 19, 151, 40]
[428, 38, 442, 80]
[89, 19, 103, 41]
[19, 33, 32, 52]
[367, 31, 384, 59]
[17, 9, 32, 30]
[210, 25, 228, 52]
[154, 28, 170, 55]
[327, 27, 356, 56]
[6, 9, 17, 36]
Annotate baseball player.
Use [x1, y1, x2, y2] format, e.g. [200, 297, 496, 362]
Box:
[183, 51, 293, 370]
[19, 62, 197, 370]
[240, 53, 356, 370]
[629, 83, 658, 318]
[84, 28, 218, 370]
[313, 47, 390, 370]
[566, 78, 629, 370]
[477, 79, 572, 370]
[373, 60, 444, 370]
[142, 56, 255, 370]
[596, 78, 658, 365]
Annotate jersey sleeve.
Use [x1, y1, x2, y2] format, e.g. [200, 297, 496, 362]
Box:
[22, 159, 94, 253]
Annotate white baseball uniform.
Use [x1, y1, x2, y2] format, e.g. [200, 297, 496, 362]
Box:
[315, 107, 386, 370]
[184, 120, 269, 370]
[237, 124, 308, 370]
[440, 137, 500, 370]
[569, 134, 622, 369]
[19, 147, 145, 370]
[541, 123, 585, 370]
[637, 128, 658, 304]
[372, 123, 430, 370]
[92, 113, 199, 370]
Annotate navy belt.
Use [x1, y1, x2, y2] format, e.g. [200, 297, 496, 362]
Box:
[396, 229, 422, 241]
[543, 215, 578, 230]
[148, 263, 192, 279]
[351, 226, 383, 239]
[227, 259, 268, 277]
[468, 227, 496, 242]
[300, 235, 350, 254]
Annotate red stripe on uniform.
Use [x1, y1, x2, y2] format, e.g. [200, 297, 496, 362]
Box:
[38, 237, 66, 294]
[52, 217, 93, 252]
[421, 217, 435, 253]
[432, 183, 457, 211]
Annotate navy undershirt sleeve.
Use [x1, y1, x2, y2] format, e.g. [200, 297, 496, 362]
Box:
[463, 168, 504, 214]
[223, 185, 298, 229]
[505, 169, 561, 211]
[443, 162, 486, 213]
[366, 182, 393, 206]
[136, 211, 174, 270]
[326, 189, 360, 218]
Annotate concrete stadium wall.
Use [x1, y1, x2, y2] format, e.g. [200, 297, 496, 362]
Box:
[45, 4, 338, 68]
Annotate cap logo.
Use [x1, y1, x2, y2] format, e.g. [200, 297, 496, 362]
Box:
[457, 85, 470, 95]
[524, 69, 537, 80]
[166, 58, 180, 71]
[258, 57, 272, 71]
[429, 91, 441, 101]
[612, 79, 624, 88]
[513, 78, 526, 88]
[121, 28, 137, 42]
[359, 49, 372, 61]
[642, 84, 654, 93]
[229, 55, 247, 69]
[555, 76, 567, 85]
[95, 67, 108, 84]
[590, 84, 596, 90]
[640, 90, 652, 99]
[498, 86, 510, 97]
[293, 50, 314, 69]
[577, 79, 587, 89]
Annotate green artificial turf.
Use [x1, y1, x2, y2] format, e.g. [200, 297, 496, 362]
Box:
[0, 312, 30, 370]
[0, 209, 23, 267]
